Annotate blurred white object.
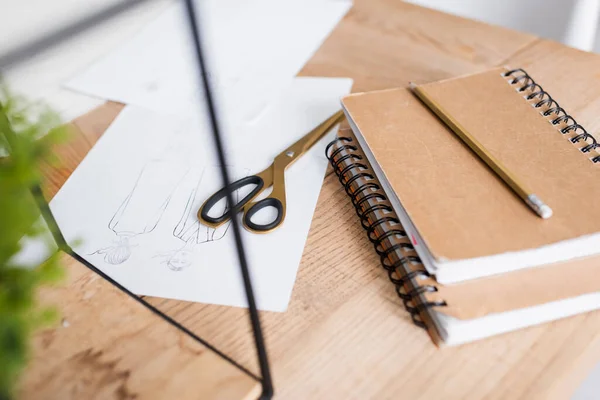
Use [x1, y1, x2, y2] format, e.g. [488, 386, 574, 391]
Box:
[573, 362, 600, 399]
[1, 0, 174, 121]
[64, 0, 351, 128]
[404, 0, 600, 52]
[564, 0, 600, 50]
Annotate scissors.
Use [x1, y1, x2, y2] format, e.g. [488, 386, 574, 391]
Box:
[198, 110, 345, 234]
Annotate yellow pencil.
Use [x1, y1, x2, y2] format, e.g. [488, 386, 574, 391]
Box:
[410, 82, 552, 219]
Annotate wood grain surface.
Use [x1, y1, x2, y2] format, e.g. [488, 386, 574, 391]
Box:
[28, 0, 600, 399]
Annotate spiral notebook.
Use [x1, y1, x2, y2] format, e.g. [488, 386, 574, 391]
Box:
[327, 67, 600, 345]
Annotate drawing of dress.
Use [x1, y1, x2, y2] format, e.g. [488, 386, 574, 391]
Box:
[173, 166, 233, 244]
[94, 141, 246, 270]
[94, 158, 190, 265]
[161, 165, 240, 271]
[111, 159, 189, 236]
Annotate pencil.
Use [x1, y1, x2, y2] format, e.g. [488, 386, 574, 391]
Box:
[410, 82, 553, 219]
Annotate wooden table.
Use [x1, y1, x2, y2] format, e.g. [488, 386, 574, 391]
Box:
[24, 0, 600, 398]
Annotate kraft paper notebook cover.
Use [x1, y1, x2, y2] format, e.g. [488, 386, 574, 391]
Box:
[343, 68, 600, 284]
[326, 67, 600, 344]
[327, 128, 600, 345]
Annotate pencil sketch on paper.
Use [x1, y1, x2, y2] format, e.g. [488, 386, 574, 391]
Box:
[154, 165, 246, 272]
[90, 159, 248, 271]
[90, 158, 189, 265]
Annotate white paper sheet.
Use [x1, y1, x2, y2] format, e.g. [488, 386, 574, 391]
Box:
[65, 0, 351, 127]
[50, 77, 353, 311]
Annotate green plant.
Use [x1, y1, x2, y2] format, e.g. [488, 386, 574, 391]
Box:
[0, 84, 67, 399]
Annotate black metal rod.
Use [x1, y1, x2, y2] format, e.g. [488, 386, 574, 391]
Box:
[182, 1, 273, 398]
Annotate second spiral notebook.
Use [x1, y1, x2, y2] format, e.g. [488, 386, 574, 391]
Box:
[329, 67, 600, 345]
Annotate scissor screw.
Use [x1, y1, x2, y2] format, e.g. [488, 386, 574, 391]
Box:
[286, 151, 294, 157]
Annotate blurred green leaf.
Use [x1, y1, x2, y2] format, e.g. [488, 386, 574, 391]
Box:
[0, 80, 66, 399]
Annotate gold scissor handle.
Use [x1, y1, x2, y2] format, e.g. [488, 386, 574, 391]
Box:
[198, 109, 345, 234]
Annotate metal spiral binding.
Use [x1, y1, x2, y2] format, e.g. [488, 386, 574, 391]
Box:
[503, 68, 600, 163]
[326, 135, 447, 329]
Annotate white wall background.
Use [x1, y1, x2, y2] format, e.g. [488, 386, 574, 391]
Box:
[405, 0, 600, 52]
[0, 0, 174, 120]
